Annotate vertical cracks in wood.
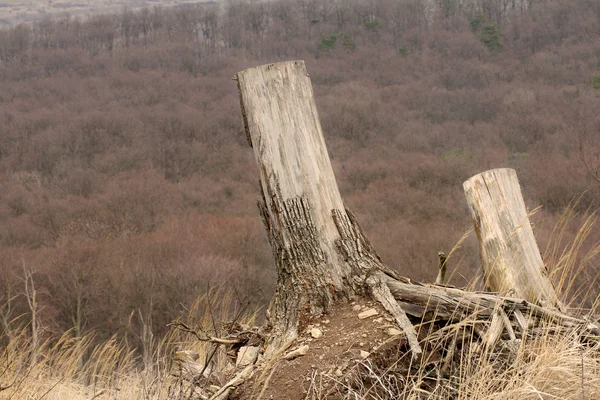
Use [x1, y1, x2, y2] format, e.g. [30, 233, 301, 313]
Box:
[332, 207, 400, 280]
[278, 197, 325, 267]
[332, 208, 364, 263]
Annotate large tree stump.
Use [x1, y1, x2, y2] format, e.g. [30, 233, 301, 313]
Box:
[236, 61, 420, 355]
[463, 168, 562, 310]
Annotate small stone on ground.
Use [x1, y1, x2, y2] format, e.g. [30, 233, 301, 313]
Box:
[387, 328, 403, 336]
[358, 308, 379, 319]
[284, 345, 309, 360]
[236, 346, 260, 367]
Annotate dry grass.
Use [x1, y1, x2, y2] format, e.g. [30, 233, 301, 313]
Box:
[0, 328, 157, 399]
[457, 333, 600, 399]
[0, 288, 257, 399]
[543, 204, 600, 310]
[332, 327, 600, 400]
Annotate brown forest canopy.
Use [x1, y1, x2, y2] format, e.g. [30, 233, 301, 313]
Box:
[0, 0, 599, 350]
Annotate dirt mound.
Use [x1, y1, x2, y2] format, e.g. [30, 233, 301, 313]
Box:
[234, 300, 411, 400]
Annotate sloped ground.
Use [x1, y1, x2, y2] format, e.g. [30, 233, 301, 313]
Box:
[235, 300, 397, 400]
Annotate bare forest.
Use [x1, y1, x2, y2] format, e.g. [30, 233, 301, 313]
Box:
[1, 0, 600, 357]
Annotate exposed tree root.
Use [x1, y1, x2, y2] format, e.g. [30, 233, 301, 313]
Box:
[367, 272, 422, 355]
[208, 363, 256, 400]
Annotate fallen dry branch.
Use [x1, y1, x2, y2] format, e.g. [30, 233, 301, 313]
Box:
[384, 274, 599, 339]
[167, 321, 244, 345]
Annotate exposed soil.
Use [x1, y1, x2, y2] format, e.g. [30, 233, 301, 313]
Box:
[233, 300, 412, 400]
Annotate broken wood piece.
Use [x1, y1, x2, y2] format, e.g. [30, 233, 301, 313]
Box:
[440, 330, 458, 376]
[387, 328, 403, 336]
[435, 251, 447, 285]
[499, 308, 517, 341]
[484, 311, 505, 349]
[512, 309, 529, 332]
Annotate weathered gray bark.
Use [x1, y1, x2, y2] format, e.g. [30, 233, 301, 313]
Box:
[236, 61, 420, 354]
[463, 168, 562, 310]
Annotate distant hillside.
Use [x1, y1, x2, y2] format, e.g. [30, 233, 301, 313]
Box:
[0, 0, 214, 27]
[0, 0, 599, 350]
